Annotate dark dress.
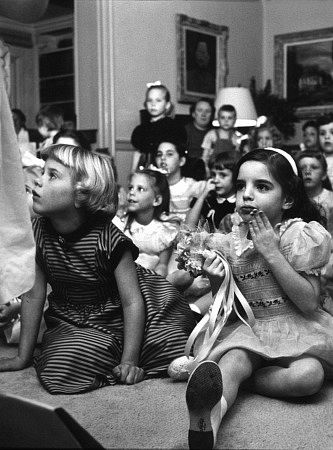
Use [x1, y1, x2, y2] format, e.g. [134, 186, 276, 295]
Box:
[190, 195, 236, 232]
[131, 117, 187, 168]
[33, 215, 196, 394]
[182, 122, 208, 181]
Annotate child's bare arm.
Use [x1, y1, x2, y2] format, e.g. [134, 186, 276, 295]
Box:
[155, 247, 172, 277]
[201, 147, 214, 167]
[131, 150, 142, 173]
[202, 251, 225, 297]
[0, 263, 47, 371]
[113, 250, 145, 384]
[185, 179, 216, 228]
[249, 211, 321, 313]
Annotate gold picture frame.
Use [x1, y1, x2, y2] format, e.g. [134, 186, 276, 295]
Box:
[274, 27, 333, 118]
[176, 14, 228, 104]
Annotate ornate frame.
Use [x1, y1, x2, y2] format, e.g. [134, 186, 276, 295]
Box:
[274, 27, 333, 118]
[176, 14, 228, 104]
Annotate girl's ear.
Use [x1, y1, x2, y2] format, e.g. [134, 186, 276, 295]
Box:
[153, 194, 162, 207]
[179, 156, 186, 167]
[282, 197, 294, 211]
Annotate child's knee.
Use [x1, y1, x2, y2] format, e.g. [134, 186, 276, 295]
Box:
[220, 348, 258, 378]
[292, 359, 324, 396]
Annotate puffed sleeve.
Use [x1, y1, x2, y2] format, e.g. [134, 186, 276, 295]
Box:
[155, 221, 179, 251]
[279, 220, 332, 275]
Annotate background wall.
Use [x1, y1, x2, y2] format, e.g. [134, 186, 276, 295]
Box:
[73, 0, 333, 183]
[112, 0, 262, 141]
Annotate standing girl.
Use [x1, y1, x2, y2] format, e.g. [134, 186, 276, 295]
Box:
[131, 83, 186, 172]
[296, 150, 333, 314]
[113, 169, 179, 277]
[174, 148, 333, 449]
[0, 144, 195, 394]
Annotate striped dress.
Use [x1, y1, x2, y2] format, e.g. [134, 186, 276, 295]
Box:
[32, 215, 196, 394]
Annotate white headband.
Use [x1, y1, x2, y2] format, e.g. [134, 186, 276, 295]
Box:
[265, 147, 298, 176]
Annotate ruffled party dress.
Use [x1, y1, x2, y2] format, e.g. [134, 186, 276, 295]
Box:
[194, 217, 333, 377]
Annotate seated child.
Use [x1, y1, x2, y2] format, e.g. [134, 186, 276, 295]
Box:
[154, 141, 206, 223]
[113, 169, 179, 277]
[35, 105, 64, 152]
[0, 145, 196, 394]
[300, 120, 319, 152]
[296, 150, 333, 314]
[170, 148, 333, 450]
[318, 113, 333, 188]
[186, 151, 239, 232]
[53, 128, 91, 151]
[201, 104, 240, 176]
[253, 124, 274, 149]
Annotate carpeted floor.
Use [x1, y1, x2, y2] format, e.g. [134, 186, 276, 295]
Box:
[0, 340, 332, 449]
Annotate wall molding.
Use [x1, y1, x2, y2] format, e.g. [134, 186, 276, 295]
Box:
[96, 0, 115, 154]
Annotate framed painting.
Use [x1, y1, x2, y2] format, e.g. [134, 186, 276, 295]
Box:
[176, 14, 228, 104]
[275, 27, 333, 118]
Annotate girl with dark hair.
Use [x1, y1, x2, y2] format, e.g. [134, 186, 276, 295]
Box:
[113, 168, 179, 277]
[170, 147, 333, 449]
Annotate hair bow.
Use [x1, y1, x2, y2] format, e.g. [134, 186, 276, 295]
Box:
[146, 80, 162, 88]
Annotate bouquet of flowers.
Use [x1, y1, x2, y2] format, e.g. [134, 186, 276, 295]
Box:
[175, 225, 213, 277]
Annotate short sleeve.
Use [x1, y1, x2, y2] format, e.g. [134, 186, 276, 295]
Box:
[102, 222, 139, 269]
[279, 220, 332, 275]
[201, 130, 216, 150]
[156, 221, 179, 250]
[190, 180, 206, 198]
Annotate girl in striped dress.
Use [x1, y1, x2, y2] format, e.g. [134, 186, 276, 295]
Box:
[0, 144, 196, 394]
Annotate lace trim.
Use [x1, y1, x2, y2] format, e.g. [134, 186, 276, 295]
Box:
[230, 213, 251, 256]
[274, 217, 303, 237]
[231, 216, 304, 257]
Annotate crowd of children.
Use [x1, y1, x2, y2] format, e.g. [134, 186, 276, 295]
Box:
[2, 78, 333, 449]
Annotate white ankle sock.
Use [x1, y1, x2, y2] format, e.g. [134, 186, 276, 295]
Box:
[211, 396, 228, 445]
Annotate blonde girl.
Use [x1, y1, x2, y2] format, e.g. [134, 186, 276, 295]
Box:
[0, 144, 195, 394]
[131, 83, 186, 172]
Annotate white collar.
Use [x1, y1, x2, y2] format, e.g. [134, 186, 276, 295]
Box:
[217, 194, 236, 204]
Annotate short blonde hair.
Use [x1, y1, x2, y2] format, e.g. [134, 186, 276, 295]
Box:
[42, 144, 118, 218]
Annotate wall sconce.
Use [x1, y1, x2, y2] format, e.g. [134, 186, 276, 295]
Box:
[213, 87, 257, 128]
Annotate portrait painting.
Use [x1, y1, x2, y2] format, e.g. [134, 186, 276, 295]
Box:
[176, 14, 228, 104]
[275, 27, 333, 118]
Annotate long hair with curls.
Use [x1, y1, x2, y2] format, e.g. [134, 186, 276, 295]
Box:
[41, 144, 118, 218]
[233, 148, 326, 226]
